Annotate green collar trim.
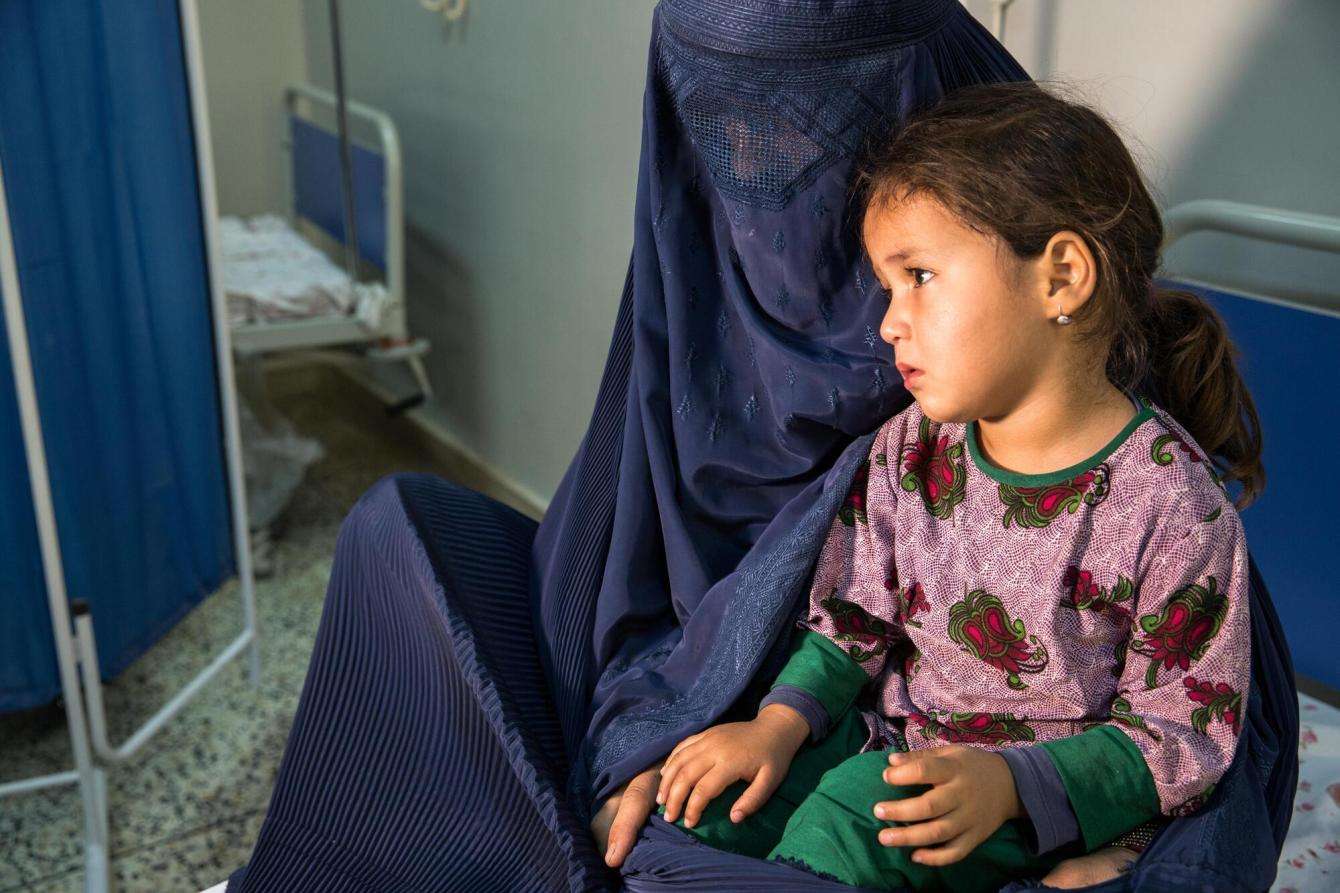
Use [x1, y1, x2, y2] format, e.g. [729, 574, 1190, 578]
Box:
[966, 400, 1155, 487]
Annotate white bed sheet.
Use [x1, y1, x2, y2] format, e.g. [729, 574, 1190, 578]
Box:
[1276, 693, 1340, 892]
[219, 213, 387, 331]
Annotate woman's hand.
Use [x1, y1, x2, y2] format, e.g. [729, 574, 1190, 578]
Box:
[1040, 846, 1137, 888]
[872, 744, 1023, 866]
[656, 704, 811, 828]
[591, 758, 664, 869]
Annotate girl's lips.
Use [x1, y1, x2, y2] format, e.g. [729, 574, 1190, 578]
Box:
[896, 363, 923, 385]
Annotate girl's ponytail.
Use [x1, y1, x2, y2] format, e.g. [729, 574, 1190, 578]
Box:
[1144, 287, 1264, 508]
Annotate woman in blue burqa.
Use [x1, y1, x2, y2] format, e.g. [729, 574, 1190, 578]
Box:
[226, 2, 1297, 890]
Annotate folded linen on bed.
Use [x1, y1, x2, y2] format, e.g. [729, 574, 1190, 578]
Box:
[218, 213, 387, 328]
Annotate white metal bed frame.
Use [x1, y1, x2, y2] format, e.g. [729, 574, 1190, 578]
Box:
[230, 85, 403, 355]
[228, 81, 433, 404]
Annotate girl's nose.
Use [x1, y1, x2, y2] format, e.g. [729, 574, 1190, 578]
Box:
[879, 300, 909, 346]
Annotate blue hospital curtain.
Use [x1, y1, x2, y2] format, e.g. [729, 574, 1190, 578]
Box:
[0, 0, 233, 712]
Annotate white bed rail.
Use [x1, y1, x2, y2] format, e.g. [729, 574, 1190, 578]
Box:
[1163, 197, 1340, 320]
[1161, 199, 1340, 318]
[1164, 199, 1340, 256]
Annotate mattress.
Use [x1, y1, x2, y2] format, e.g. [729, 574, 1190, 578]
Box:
[219, 214, 387, 330]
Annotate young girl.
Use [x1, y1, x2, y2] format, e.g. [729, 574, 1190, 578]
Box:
[651, 82, 1261, 891]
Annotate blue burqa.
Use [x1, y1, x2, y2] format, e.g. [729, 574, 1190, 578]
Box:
[228, 2, 1298, 890]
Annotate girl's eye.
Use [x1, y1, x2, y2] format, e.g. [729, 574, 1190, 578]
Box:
[908, 267, 934, 287]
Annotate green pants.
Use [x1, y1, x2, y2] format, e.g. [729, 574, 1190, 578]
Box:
[656, 707, 1078, 892]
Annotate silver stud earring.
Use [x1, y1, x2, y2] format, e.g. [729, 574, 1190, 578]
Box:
[1056, 304, 1072, 326]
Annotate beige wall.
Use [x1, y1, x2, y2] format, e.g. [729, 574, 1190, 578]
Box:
[300, 1, 656, 508]
[198, 0, 309, 217]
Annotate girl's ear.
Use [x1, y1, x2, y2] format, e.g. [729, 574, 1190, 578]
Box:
[1037, 230, 1097, 322]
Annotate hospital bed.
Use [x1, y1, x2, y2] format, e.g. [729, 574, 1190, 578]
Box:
[223, 83, 432, 411]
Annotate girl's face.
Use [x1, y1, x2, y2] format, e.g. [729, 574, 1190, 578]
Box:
[862, 192, 1061, 425]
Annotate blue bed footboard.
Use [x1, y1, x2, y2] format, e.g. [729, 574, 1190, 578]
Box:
[289, 115, 388, 272]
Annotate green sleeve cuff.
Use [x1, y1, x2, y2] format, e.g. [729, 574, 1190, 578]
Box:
[770, 628, 870, 722]
[1039, 725, 1162, 851]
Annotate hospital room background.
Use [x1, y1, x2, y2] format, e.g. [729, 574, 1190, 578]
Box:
[0, 1, 1336, 891]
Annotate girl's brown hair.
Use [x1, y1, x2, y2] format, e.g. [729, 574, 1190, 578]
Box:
[850, 81, 1264, 507]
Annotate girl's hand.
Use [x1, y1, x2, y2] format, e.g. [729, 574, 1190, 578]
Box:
[591, 758, 665, 869]
[656, 704, 810, 828]
[873, 744, 1023, 866]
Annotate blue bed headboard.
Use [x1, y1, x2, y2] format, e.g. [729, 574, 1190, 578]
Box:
[1164, 279, 1339, 691]
[289, 115, 388, 272]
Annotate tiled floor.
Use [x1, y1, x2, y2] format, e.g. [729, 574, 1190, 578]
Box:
[0, 365, 520, 893]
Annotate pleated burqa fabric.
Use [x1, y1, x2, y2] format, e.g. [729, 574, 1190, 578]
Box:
[531, 0, 1034, 813]
[228, 3, 1297, 891]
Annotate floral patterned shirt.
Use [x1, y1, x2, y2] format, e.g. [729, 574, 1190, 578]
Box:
[790, 397, 1251, 815]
